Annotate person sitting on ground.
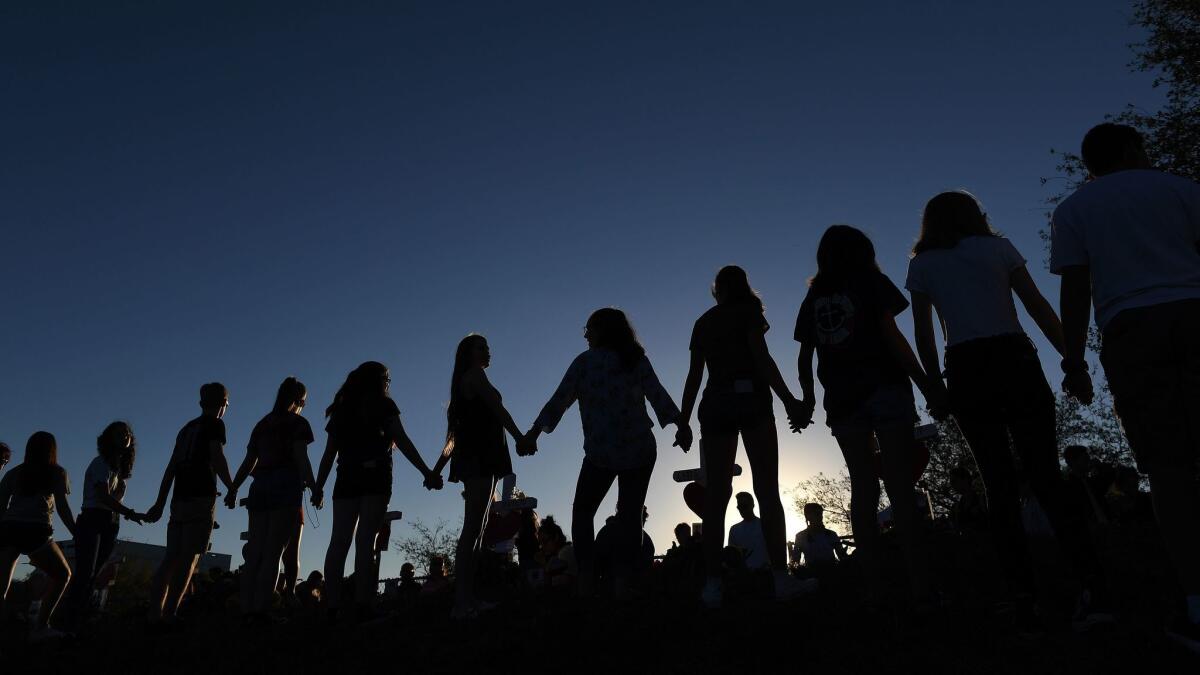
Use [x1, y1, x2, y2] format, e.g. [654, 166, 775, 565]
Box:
[398, 562, 421, 605]
[421, 554, 452, 596]
[295, 570, 324, 610]
[728, 492, 769, 570]
[0, 432, 78, 641]
[535, 516, 576, 588]
[793, 504, 845, 573]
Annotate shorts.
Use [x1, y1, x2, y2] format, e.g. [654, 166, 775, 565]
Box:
[826, 382, 917, 438]
[1100, 299, 1200, 473]
[247, 468, 303, 512]
[332, 463, 392, 500]
[698, 389, 774, 436]
[166, 497, 216, 558]
[0, 521, 53, 555]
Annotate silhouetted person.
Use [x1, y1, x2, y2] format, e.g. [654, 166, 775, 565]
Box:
[226, 377, 318, 623]
[145, 383, 235, 627]
[421, 554, 452, 596]
[595, 506, 655, 582]
[296, 570, 324, 610]
[1051, 122, 1200, 648]
[0, 432, 77, 641]
[315, 362, 439, 623]
[908, 192, 1108, 626]
[525, 309, 685, 598]
[535, 516, 576, 587]
[793, 504, 845, 572]
[427, 335, 521, 619]
[279, 506, 304, 605]
[679, 265, 812, 608]
[64, 422, 143, 629]
[398, 562, 420, 605]
[796, 226, 939, 605]
[727, 492, 769, 570]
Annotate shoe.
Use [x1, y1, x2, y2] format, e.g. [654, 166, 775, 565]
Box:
[700, 578, 722, 609]
[28, 626, 69, 642]
[774, 574, 819, 601]
[1165, 615, 1200, 655]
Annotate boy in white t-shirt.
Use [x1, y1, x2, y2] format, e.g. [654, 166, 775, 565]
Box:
[1051, 122, 1200, 650]
[793, 503, 845, 571]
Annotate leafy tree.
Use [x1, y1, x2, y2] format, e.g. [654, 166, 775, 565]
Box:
[392, 518, 460, 575]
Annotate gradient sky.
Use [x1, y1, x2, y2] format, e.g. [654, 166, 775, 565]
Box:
[1, 1, 1162, 580]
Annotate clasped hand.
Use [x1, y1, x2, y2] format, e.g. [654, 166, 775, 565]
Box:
[515, 431, 539, 457]
[785, 397, 815, 433]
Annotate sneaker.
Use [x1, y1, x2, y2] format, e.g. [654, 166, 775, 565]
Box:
[28, 626, 69, 642]
[700, 578, 722, 609]
[774, 574, 819, 601]
[1165, 615, 1200, 655]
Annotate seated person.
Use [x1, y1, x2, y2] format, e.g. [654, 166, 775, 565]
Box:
[794, 504, 845, 573]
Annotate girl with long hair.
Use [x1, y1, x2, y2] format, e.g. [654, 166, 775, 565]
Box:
[0, 432, 77, 640]
[64, 421, 143, 628]
[315, 362, 440, 622]
[678, 266, 811, 607]
[795, 225, 943, 605]
[227, 376, 318, 623]
[525, 308, 686, 597]
[429, 335, 523, 618]
[907, 191, 1105, 626]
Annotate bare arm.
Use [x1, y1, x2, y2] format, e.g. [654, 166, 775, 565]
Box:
[880, 311, 947, 418]
[150, 454, 178, 513]
[468, 368, 523, 441]
[229, 449, 258, 493]
[388, 417, 435, 480]
[910, 291, 943, 383]
[797, 343, 816, 401]
[210, 441, 234, 493]
[293, 441, 317, 491]
[54, 486, 77, 537]
[1058, 265, 1094, 403]
[1011, 266, 1065, 356]
[747, 329, 798, 405]
[93, 482, 137, 519]
[315, 436, 337, 493]
[678, 350, 705, 424]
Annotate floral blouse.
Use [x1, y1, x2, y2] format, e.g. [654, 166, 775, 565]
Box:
[534, 349, 680, 470]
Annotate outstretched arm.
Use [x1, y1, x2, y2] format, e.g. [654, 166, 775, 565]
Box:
[1058, 265, 1094, 403]
[389, 417, 436, 481]
[314, 436, 337, 504]
[1011, 266, 1066, 356]
[880, 311, 947, 418]
[211, 441, 235, 494]
[469, 368, 523, 441]
[678, 350, 705, 426]
[54, 484, 77, 538]
[747, 329, 798, 405]
[147, 454, 178, 521]
[794, 343, 816, 429]
[527, 359, 582, 447]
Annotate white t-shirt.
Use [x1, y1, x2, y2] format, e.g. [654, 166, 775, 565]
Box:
[82, 456, 120, 511]
[795, 526, 841, 566]
[728, 518, 769, 569]
[1050, 170, 1200, 330]
[905, 236, 1028, 346]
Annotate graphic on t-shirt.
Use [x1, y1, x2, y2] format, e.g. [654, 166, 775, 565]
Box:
[813, 294, 855, 345]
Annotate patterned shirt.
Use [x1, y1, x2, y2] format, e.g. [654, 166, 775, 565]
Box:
[534, 349, 680, 471]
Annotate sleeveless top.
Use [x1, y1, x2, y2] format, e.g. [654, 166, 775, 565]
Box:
[449, 394, 512, 483]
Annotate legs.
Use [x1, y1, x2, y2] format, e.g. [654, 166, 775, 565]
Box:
[282, 521, 302, 596]
[239, 508, 268, 613]
[572, 459, 617, 592]
[323, 497, 361, 611]
[875, 427, 932, 599]
[701, 433, 739, 577]
[26, 542, 71, 631]
[352, 494, 388, 606]
[834, 431, 883, 574]
[611, 460, 655, 582]
[741, 420, 788, 570]
[245, 508, 296, 613]
[0, 546, 21, 617]
[65, 512, 103, 618]
[454, 477, 497, 611]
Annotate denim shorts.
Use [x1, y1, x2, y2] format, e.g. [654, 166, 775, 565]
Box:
[826, 382, 917, 438]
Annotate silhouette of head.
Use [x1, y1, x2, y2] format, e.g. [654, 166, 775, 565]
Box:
[1063, 444, 1091, 474]
[200, 382, 229, 418]
[447, 335, 489, 443]
[735, 491, 756, 519]
[913, 191, 997, 255]
[306, 570, 323, 585]
[538, 516, 567, 553]
[400, 562, 415, 580]
[97, 421, 136, 480]
[1081, 123, 1151, 177]
[585, 308, 646, 371]
[18, 431, 60, 496]
[0, 442, 10, 471]
[803, 502, 824, 527]
[812, 225, 880, 291]
[326, 361, 390, 419]
[674, 522, 692, 546]
[712, 265, 764, 312]
[428, 554, 448, 577]
[273, 376, 307, 414]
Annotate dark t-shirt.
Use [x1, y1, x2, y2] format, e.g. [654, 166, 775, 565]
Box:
[689, 303, 770, 393]
[325, 397, 401, 470]
[794, 272, 910, 416]
[172, 416, 227, 502]
[248, 411, 315, 474]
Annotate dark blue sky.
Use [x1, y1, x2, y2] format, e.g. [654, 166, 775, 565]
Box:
[1, 1, 1159, 577]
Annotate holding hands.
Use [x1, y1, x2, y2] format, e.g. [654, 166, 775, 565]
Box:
[144, 503, 164, 524]
[672, 416, 693, 453]
[223, 487, 240, 510]
[423, 470, 444, 491]
[1061, 359, 1094, 405]
[785, 396, 815, 433]
[921, 378, 951, 422]
[515, 430, 539, 457]
[310, 487, 324, 510]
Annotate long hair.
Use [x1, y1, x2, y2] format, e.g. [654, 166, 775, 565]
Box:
[273, 376, 307, 414]
[17, 431, 60, 496]
[446, 334, 487, 444]
[97, 421, 137, 480]
[912, 191, 997, 256]
[810, 225, 880, 291]
[586, 308, 645, 371]
[712, 265, 764, 313]
[326, 361, 390, 419]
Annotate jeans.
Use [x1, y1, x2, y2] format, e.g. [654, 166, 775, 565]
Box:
[572, 456, 655, 582]
[946, 333, 1101, 594]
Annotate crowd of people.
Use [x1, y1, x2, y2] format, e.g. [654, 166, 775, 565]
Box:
[0, 122, 1198, 653]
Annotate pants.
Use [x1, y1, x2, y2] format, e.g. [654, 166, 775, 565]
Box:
[66, 508, 120, 616]
[572, 456, 655, 582]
